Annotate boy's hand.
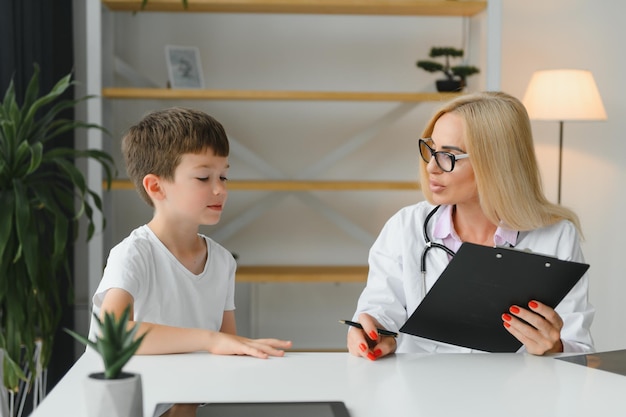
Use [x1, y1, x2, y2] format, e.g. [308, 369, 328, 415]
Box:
[207, 333, 292, 358]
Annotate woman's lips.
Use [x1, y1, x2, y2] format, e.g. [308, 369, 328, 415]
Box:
[429, 180, 445, 193]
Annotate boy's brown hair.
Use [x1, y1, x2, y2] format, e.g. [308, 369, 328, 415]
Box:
[121, 107, 229, 206]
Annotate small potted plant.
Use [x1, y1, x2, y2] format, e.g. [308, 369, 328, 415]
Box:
[417, 47, 480, 92]
[65, 306, 146, 417]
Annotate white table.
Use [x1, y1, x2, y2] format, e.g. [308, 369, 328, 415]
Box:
[31, 350, 626, 417]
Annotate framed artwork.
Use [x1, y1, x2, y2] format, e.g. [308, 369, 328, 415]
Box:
[165, 45, 205, 89]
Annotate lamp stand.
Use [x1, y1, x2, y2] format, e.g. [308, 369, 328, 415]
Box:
[557, 120, 564, 205]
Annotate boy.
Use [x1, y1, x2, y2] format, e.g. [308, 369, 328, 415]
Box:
[89, 107, 291, 358]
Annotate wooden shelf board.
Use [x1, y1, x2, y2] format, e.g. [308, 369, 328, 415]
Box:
[102, 88, 461, 102]
[107, 179, 421, 191]
[236, 265, 368, 283]
[102, 0, 487, 16]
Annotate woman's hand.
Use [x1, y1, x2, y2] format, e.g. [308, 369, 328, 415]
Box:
[502, 300, 564, 355]
[346, 313, 397, 360]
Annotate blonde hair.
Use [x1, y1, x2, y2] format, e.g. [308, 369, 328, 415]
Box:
[419, 91, 581, 233]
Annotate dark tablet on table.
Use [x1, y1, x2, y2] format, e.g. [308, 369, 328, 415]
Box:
[153, 401, 350, 417]
[557, 349, 626, 377]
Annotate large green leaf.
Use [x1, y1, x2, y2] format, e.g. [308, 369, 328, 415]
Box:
[11, 180, 39, 281]
[21, 73, 71, 136]
[3, 353, 27, 393]
[25, 142, 43, 175]
[12, 140, 32, 177]
[0, 190, 14, 265]
[0, 119, 17, 157]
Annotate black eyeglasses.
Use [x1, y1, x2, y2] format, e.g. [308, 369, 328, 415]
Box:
[418, 138, 469, 173]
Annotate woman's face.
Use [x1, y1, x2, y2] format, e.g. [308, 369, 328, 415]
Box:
[425, 112, 478, 206]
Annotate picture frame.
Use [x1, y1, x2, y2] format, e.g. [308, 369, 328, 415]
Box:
[165, 45, 205, 89]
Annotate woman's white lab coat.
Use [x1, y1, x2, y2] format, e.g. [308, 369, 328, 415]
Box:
[353, 201, 595, 353]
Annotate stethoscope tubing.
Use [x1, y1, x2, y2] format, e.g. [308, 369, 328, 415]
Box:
[420, 205, 456, 275]
[420, 205, 456, 297]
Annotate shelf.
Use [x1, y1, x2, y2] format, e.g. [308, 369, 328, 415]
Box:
[102, 88, 461, 102]
[107, 179, 421, 191]
[102, 0, 487, 16]
[236, 265, 368, 283]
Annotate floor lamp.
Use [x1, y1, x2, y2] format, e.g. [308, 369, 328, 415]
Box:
[522, 69, 607, 204]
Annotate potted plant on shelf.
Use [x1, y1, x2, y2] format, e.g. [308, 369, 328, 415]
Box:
[416, 47, 480, 92]
[0, 65, 115, 415]
[65, 305, 147, 417]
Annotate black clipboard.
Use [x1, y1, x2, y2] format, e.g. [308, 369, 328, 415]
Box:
[399, 242, 589, 352]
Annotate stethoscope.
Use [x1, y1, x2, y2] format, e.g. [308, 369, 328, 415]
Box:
[421, 205, 456, 272]
[419, 204, 517, 296]
[420, 205, 455, 296]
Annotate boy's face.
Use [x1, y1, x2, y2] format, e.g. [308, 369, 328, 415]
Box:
[160, 149, 229, 226]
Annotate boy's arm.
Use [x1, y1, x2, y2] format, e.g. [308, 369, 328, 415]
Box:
[99, 288, 291, 357]
[220, 310, 237, 335]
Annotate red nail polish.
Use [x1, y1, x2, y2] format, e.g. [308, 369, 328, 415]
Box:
[368, 330, 379, 341]
[374, 349, 382, 358]
[502, 313, 512, 322]
[510, 306, 520, 314]
[529, 301, 538, 309]
[359, 343, 367, 352]
[367, 352, 376, 361]
[503, 322, 511, 328]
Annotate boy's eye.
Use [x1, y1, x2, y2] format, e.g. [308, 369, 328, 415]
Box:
[196, 176, 228, 182]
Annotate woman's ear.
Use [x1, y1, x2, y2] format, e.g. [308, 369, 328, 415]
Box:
[143, 174, 165, 201]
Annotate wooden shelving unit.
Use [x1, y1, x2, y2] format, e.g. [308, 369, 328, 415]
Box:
[108, 179, 421, 191]
[102, 0, 487, 16]
[102, 88, 461, 102]
[236, 265, 368, 283]
[96, 0, 497, 284]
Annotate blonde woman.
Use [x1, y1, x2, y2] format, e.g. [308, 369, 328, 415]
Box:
[348, 92, 594, 359]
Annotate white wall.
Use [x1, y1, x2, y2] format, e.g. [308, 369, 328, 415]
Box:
[77, 1, 626, 352]
[500, 0, 626, 351]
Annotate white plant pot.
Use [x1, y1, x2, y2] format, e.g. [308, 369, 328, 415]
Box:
[84, 372, 143, 417]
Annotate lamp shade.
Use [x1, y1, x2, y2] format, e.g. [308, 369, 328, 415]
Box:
[522, 69, 607, 121]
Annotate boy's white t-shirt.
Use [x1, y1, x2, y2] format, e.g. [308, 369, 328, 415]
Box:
[88, 225, 236, 340]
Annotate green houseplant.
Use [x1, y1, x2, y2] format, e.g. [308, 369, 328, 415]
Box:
[65, 306, 146, 417]
[0, 65, 115, 408]
[65, 305, 146, 380]
[416, 47, 480, 92]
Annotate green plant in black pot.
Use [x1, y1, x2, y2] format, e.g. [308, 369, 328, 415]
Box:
[0, 65, 115, 403]
[416, 47, 480, 92]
